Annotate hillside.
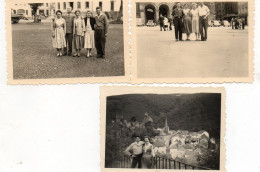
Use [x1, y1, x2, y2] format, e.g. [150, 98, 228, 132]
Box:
[106, 93, 221, 139]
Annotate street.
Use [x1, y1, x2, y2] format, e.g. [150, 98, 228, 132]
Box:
[136, 26, 248, 78]
[11, 20, 124, 79]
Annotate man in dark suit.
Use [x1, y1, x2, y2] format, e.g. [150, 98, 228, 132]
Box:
[63, 7, 75, 56]
[94, 7, 108, 58]
[172, 2, 183, 41]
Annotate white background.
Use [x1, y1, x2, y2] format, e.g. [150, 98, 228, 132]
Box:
[0, 0, 260, 171]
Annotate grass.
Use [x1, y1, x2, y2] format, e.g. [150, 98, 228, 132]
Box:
[12, 22, 124, 79]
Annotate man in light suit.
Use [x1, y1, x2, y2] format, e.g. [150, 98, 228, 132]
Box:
[63, 7, 75, 56]
[94, 7, 108, 58]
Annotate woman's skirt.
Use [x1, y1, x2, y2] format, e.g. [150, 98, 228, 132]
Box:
[52, 27, 66, 49]
[74, 35, 84, 50]
[183, 17, 192, 35]
[192, 18, 199, 34]
[141, 154, 153, 169]
[84, 30, 95, 49]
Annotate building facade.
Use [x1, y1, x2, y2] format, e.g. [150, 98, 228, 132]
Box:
[215, 2, 238, 21]
[238, 2, 248, 24]
[11, 0, 121, 19]
[136, 2, 216, 25]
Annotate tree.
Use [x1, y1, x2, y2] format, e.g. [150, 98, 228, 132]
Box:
[117, 0, 123, 21]
[29, 3, 44, 23]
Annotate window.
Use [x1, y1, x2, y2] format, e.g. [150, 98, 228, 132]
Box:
[136, 3, 141, 18]
[26, 10, 28, 15]
[85, 1, 89, 8]
[46, 3, 48, 7]
[13, 10, 16, 14]
[46, 10, 49, 16]
[57, 2, 60, 9]
[99, 2, 102, 10]
[77, 2, 81, 9]
[63, 2, 66, 10]
[111, 1, 114, 11]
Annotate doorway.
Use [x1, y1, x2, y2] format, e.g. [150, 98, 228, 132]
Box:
[145, 4, 156, 23]
[159, 4, 169, 17]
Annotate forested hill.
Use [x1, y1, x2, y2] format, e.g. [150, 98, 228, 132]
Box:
[106, 93, 221, 139]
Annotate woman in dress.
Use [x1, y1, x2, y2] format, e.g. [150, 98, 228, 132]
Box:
[141, 136, 155, 169]
[73, 10, 85, 57]
[163, 16, 169, 31]
[182, 4, 192, 41]
[190, 3, 200, 40]
[52, 10, 66, 57]
[84, 11, 96, 58]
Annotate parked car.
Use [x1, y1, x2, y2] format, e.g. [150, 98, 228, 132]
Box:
[213, 20, 221, 27]
[17, 13, 29, 20]
[136, 18, 144, 26]
[222, 20, 230, 27]
[11, 14, 20, 23]
[208, 20, 213, 27]
[147, 20, 156, 27]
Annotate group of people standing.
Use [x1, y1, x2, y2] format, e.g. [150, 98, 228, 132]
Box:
[52, 6, 108, 58]
[125, 136, 155, 169]
[231, 17, 246, 30]
[163, 2, 210, 41]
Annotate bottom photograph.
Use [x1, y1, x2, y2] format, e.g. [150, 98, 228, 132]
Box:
[100, 86, 225, 172]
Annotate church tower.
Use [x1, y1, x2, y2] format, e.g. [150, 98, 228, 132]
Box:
[163, 117, 169, 134]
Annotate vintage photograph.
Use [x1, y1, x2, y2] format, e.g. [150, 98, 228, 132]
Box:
[6, 0, 129, 84]
[131, 0, 254, 83]
[100, 86, 225, 172]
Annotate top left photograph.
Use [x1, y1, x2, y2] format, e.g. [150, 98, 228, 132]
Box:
[6, 0, 129, 84]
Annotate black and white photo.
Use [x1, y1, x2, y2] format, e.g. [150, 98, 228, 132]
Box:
[131, 0, 254, 83]
[100, 86, 226, 171]
[7, 0, 129, 84]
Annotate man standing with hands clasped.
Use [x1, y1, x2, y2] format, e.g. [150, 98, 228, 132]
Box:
[124, 135, 144, 168]
[94, 7, 108, 58]
[198, 2, 210, 41]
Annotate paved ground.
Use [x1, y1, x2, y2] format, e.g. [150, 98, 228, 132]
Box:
[12, 20, 124, 79]
[137, 26, 248, 78]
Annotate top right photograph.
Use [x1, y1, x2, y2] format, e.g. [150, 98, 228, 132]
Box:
[131, 0, 254, 83]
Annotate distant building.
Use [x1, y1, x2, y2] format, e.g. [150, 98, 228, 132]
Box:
[153, 139, 167, 154]
[238, 2, 248, 24]
[53, 0, 121, 18]
[215, 2, 239, 21]
[11, 0, 122, 19]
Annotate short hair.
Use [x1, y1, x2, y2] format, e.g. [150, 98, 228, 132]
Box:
[86, 10, 92, 15]
[96, 6, 101, 10]
[56, 10, 62, 15]
[75, 10, 81, 14]
[144, 136, 151, 141]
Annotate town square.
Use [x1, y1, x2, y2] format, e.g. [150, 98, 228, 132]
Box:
[134, 1, 250, 79]
[10, 0, 125, 80]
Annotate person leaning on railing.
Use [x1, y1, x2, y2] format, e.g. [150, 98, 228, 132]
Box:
[124, 135, 144, 168]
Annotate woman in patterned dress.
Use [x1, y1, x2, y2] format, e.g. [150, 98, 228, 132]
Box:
[73, 10, 85, 57]
[141, 136, 155, 169]
[190, 3, 200, 40]
[84, 11, 96, 58]
[52, 10, 66, 57]
[182, 4, 192, 41]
